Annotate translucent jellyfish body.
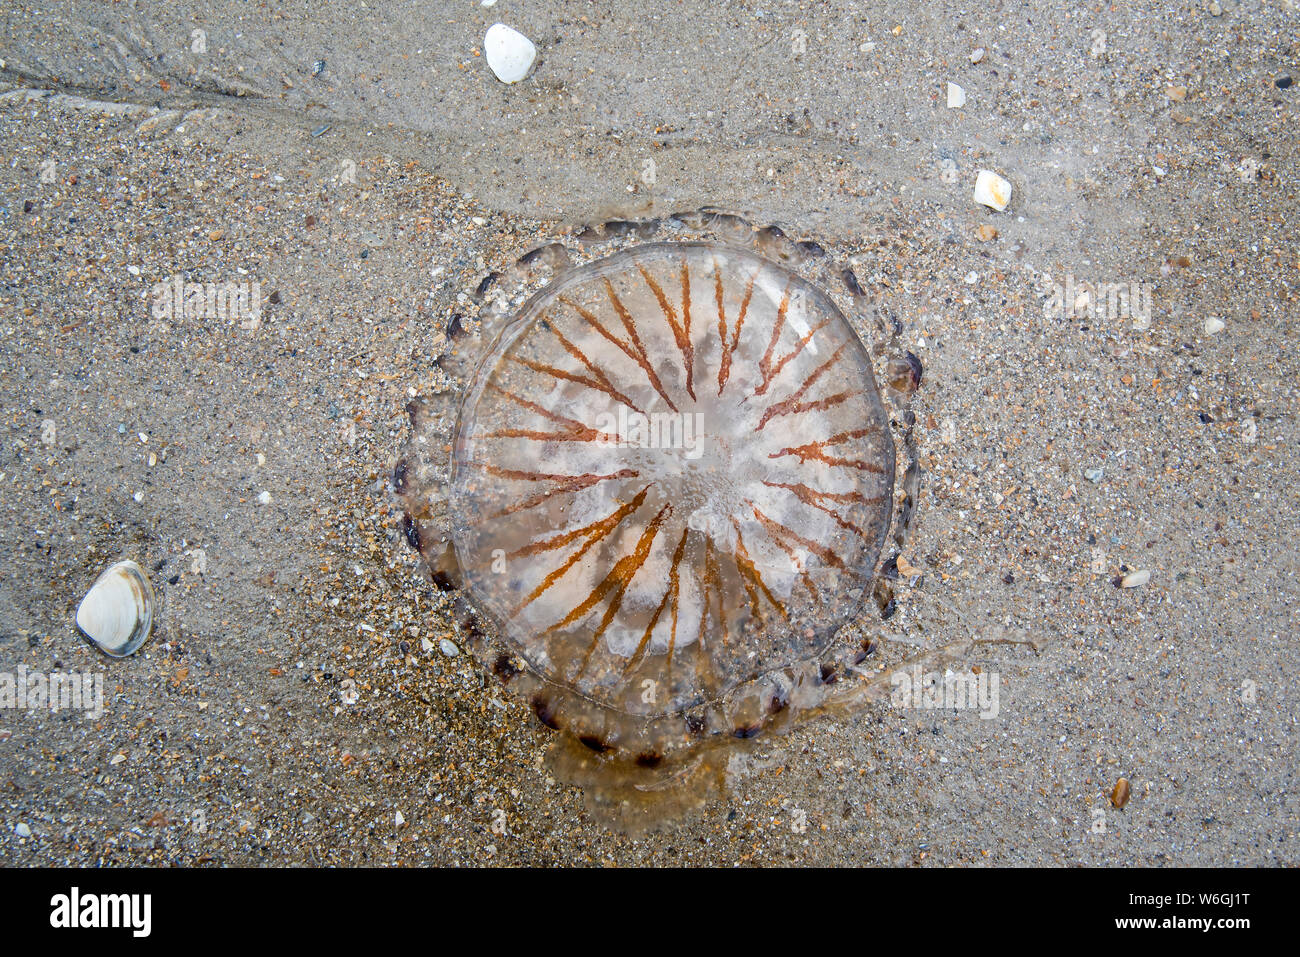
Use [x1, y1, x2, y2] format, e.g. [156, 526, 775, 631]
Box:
[396, 215, 922, 827]
[456, 241, 892, 710]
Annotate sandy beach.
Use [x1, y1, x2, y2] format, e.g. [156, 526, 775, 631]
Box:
[0, 0, 1296, 865]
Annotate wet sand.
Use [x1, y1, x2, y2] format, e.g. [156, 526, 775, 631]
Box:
[0, 0, 1296, 865]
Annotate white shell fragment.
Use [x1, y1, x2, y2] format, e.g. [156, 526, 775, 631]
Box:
[969, 47, 986, 64]
[75, 560, 155, 657]
[973, 169, 1012, 211]
[947, 82, 966, 108]
[484, 24, 536, 84]
[1120, 569, 1152, 588]
[1203, 317, 1225, 336]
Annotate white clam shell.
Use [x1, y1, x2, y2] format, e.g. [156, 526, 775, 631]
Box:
[973, 169, 1012, 211]
[75, 560, 154, 657]
[484, 23, 537, 84]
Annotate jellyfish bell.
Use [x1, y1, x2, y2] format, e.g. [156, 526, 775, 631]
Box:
[394, 212, 924, 830]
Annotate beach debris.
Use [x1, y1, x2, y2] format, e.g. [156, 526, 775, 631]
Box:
[1203, 317, 1225, 335]
[973, 170, 1012, 211]
[1119, 569, 1151, 588]
[969, 47, 985, 64]
[947, 82, 966, 108]
[75, 560, 155, 657]
[1110, 777, 1131, 809]
[484, 24, 537, 84]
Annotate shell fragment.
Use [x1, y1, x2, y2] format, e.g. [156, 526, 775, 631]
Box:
[484, 24, 537, 84]
[75, 560, 155, 657]
[947, 82, 966, 108]
[973, 169, 1012, 211]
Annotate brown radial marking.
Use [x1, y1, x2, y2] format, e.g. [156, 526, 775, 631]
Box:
[767, 427, 886, 474]
[560, 294, 672, 412]
[712, 258, 730, 395]
[595, 282, 680, 413]
[750, 502, 847, 572]
[474, 464, 639, 518]
[762, 480, 881, 536]
[753, 314, 836, 398]
[623, 527, 689, 676]
[694, 537, 726, 696]
[510, 486, 651, 615]
[702, 536, 727, 646]
[759, 388, 854, 430]
[743, 502, 821, 600]
[756, 340, 849, 430]
[545, 320, 646, 416]
[566, 502, 673, 678]
[507, 352, 640, 415]
[636, 263, 696, 401]
[730, 519, 787, 621]
[484, 383, 618, 444]
[680, 260, 696, 399]
[719, 267, 759, 396]
[755, 280, 794, 397]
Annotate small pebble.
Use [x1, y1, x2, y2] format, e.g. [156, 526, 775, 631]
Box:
[976, 224, 998, 241]
[969, 47, 985, 64]
[484, 24, 537, 84]
[1208, 1, 1223, 14]
[312, 60, 325, 76]
[1110, 777, 1131, 809]
[1203, 317, 1225, 335]
[257, 490, 273, 505]
[1084, 467, 1104, 483]
[395, 810, 405, 826]
[1276, 76, 1292, 89]
[973, 170, 1012, 211]
[14, 822, 31, 838]
[439, 638, 460, 657]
